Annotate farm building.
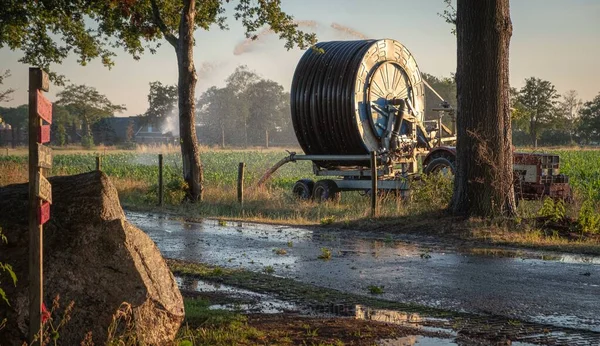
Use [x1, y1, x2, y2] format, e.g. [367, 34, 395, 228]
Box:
[93, 116, 178, 145]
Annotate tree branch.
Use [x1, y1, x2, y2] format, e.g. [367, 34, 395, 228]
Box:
[150, 0, 179, 48]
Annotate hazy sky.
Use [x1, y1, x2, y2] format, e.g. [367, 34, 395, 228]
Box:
[1, 0, 599, 115]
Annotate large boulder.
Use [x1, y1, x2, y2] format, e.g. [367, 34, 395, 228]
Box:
[0, 172, 184, 345]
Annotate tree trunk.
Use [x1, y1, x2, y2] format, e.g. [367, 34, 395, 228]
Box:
[175, 0, 203, 202]
[451, 0, 516, 217]
[244, 115, 248, 148]
[83, 116, 91, 138]
[530, 118, 537, 147]
[221, 124, 225, 148]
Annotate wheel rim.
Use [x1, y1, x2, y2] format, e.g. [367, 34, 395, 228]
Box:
[431, 163, 453, 176]
[293, 185, 310, 199]
[367, 61, 413, 138]
[314, 186, 326, 201]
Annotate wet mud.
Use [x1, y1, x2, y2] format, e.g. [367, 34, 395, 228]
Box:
[129, 212, 600, 344]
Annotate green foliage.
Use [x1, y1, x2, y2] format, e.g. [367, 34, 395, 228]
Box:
[179, 298, 264, 346]
[56, 124, 67, 146]
[515, 77, 561, 146]
[0, 70, 14, 103]
[273, 248, 287, 255]
[0, 2, 116, 84]
[438, 0, 457, 35]
[557, 150, 600, 201]
[52, 105, 77, 146]
[197, 66, 293, 147]
[41, 295, 76, 346]
[184, 299, 245, 327]
[0, 104, 28, 131]
[367, 285, 384, 295]
[57, 84, 126, 140]
[144, 81, 177, 121]
[317, 248, 332, 260]
[578, 200, 600, 234]
[319, 216, 335, 225]
[411, 172, 453, 212]
[0, 0, 315, 83]
[538, 198, 566, 223]
[146, 174, 187, 205]
[0, 227, 17, 306]
[578, 93, 600, 144]
[422, 72, 456, 123]
[81, 135, 95, 149]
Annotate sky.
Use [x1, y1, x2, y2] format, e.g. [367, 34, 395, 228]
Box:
[0, 0, 599, 116]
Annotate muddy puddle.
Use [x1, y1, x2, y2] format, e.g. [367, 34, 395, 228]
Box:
[130, 211, 600, 333]
[176, 276, 553, 345]
[176, 276, 299, 314]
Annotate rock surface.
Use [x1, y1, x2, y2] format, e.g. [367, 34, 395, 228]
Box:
[0, 172, 184, 345]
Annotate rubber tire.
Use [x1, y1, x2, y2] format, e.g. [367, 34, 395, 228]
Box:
[292, 179, 314, 200]
[312, 180, 341, 203]
[423, 157, 455, 176]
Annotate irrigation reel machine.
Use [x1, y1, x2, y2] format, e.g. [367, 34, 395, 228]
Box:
[259, 39, 571, 202]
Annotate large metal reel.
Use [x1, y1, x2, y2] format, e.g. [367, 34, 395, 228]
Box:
[290, 39, 425, 167]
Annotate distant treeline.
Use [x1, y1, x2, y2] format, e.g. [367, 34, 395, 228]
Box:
[422, 74, 600, 147]
[2, 67, 599, 149]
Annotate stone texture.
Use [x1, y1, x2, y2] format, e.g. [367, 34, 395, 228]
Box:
[0, 172, 184, 345]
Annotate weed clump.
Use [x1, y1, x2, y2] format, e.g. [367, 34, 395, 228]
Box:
[317, 248, 332, 260]
[273, 248, 287, 255]
[367, 285, 384, 294]
[410, 172, 453, 212]
[320, 216, 335, 225]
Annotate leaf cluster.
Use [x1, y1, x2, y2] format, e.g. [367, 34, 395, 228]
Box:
[56, 84, 126, 123]
[0, 0, 316, 83]
[578, 93, 600, 143]
[0, 70, 15, 103]
[0, 1, 117, 84]
[438, 0, 457, 35]
[144, 81, 178, 122]
[197, 65, 291, 147]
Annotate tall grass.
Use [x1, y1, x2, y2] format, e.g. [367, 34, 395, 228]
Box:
[0, 148, 598, 228]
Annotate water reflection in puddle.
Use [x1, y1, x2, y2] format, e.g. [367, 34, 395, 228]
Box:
[128, 211, 600, 266]
[466, 247, 600, 264]
[176, 276, 299, 314]
[377, 336, 456, 346]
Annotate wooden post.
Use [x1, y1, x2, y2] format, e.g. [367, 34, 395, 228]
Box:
[158, 154, 164, 206]
[95, 155, 101, 171]
[370, 151, 378, 217]
[265, 129, 269, 148]
[28, 67, 51, 345]
[237, 162, 245, 205]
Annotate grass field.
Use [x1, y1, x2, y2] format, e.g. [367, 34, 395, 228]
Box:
[1, 145, 599, 249]
[0, 145, 455, 222]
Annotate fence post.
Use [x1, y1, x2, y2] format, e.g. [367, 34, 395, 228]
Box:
[158, 154, 164, 206]
[95, 155, 102, 171]
[237, 162, 245, 205]
[29, 67, 52, 345]
[370, 151, 378, 217]
[265, 129, 269, 148]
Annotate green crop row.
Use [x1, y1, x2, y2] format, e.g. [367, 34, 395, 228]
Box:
[1, 149, 598, 200]
[0, 151, 315, 189]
